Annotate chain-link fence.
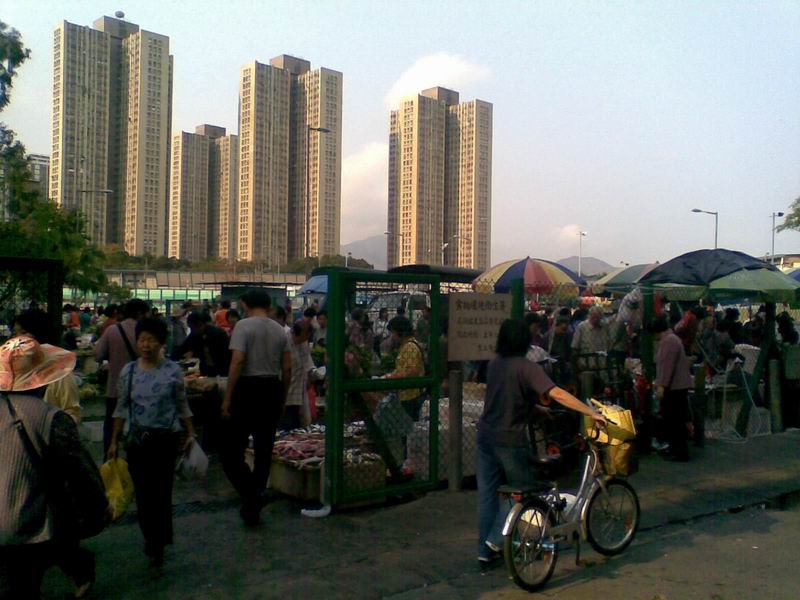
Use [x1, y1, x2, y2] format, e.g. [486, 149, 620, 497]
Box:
[323, 272, 663, 503]
[324, 271, 442, 507]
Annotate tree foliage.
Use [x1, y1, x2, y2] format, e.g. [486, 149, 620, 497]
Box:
[280, 254, 374, 276]
[101, 248, 374, 275]
[0, 21, 30, 111]
[776, 197, 798, 234]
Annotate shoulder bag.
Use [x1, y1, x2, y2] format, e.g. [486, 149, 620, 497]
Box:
[117, 323, 137, 361]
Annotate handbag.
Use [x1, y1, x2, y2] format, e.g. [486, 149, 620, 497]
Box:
[602, 442, 639, 477]
[3, 395, 107, 540]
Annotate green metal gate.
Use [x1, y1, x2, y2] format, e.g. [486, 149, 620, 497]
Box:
[324, 270, 442, 507]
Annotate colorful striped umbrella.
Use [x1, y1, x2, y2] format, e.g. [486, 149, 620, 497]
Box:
[473, 257, 586, 296]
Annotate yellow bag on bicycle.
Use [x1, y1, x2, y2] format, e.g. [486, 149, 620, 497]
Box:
[100, 458, 135, 521]
[603, 442, 639, 477]
[583, 399, 636, 446]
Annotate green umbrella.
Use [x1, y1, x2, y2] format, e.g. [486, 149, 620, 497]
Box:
[651, 268, 800, 303]
[590, 263, 658, 295]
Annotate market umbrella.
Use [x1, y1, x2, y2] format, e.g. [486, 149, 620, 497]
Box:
[298, 275, 327, 295]
[638, 249, 799, 302]
[639, 249, 775, 286]
[473, 257, 586, 296]
[590, 263, 658, 295]
[789, 269, 800, 283]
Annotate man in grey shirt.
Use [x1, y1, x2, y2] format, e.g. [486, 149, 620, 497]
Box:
[221, 289, 291, 525]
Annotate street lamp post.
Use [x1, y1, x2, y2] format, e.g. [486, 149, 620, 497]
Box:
[578, 231, 588, 278]
[345, 251, 352, 268]
[771, 211, 785, 264]
[306, 126, 332, 264]
[441, 234, 461, 265]
[384, 230, 405, 266]
[691, 208, 719, 249]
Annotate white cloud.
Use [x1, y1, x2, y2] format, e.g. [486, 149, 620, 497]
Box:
[384, 53, 491, 108]
[341, 142, 389, 243]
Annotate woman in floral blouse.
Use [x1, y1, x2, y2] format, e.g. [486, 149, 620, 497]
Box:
[108, 317, 195, 566]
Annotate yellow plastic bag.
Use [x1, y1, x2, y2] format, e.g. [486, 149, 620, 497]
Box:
[603, 442, 639, 477]
[100, 458, 134, 521]
[584, 399, 637, 446]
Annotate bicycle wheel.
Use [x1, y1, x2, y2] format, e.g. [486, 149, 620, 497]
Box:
[503, 497, 558, 592]
[586, 477, 640, 556]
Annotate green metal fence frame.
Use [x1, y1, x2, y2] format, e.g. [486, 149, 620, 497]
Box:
[325, 270, 442, 507]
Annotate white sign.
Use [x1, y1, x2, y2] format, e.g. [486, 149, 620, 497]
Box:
[448, 293, 512, 361]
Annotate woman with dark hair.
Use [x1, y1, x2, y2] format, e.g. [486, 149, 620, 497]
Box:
[476, 319, 606, 566]
[107, 317, 195, 566]
[650, 315, 692, 461]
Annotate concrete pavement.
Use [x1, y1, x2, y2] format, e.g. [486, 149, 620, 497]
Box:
[42, 430, 800, 599]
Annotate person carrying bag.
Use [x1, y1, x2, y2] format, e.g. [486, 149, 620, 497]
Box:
[107, 318, 195, 567]
[0, 335, 108, 599]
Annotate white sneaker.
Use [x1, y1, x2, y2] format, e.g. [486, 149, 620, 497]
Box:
[301, 505, 332, 518]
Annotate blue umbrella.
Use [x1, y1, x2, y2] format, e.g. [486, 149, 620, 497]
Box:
[298, 275, 327, 295]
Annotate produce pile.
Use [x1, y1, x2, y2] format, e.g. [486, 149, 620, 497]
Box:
[78, 383, 99, 401]
[272, 424, 382, 470]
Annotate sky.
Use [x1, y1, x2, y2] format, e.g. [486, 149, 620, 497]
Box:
[4, 0, 800, 266]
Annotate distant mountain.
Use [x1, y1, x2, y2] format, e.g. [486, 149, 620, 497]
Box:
[557, 256, 615, 277]
[341, 235, 387, 270]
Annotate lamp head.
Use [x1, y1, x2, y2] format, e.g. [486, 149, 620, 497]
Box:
[691, 208, 702, 213]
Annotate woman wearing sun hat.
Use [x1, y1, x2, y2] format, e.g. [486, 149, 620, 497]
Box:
[0, 335, 108, 599]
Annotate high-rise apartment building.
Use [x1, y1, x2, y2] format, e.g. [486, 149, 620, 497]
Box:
[237, 61, 290, 264]
[51, 15, 173, 255]
[271, 55, 343, 262]
[1, 154, 51, 221]
[387, 87, 492, 270]
[237, 55, 342, 265]
[207, 130, 239, 260]
[445, 99, 492, 269]
[167, 125, 239, 261]
[26, 154, 51, 202]
[50, 21, 110, 245]
[168, 131, 209, 260]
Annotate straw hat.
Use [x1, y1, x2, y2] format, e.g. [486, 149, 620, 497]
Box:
[0, 335, 76, 392]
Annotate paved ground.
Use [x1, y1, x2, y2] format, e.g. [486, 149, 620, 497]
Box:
[401, 504, 800, 600]
[41, 429, 800, 599]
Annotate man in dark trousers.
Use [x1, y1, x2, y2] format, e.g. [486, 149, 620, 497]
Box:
[221, 290, 291, 525]
[179, 312, 231, 376]
[652, 316, 693, 462]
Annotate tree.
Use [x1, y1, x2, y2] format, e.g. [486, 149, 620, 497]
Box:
[280, 254, 374, 276]
[0, 21, 30, 111]
[0, 22, 107, 307]
[776, 197, 799, 233]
